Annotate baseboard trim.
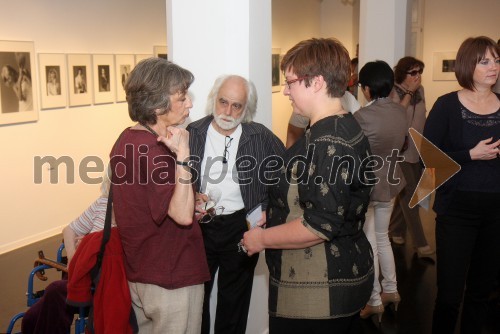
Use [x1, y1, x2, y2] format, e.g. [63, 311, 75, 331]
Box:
[0, 225, 65, 255]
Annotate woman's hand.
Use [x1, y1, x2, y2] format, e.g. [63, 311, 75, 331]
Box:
[469, 137, 500, 160]
[241, 227, 265, 256]
[406, 77, 421, 93]
[157, 126, 190, 160]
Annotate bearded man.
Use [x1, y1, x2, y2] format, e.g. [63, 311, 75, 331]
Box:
[187, 74, 285, 334]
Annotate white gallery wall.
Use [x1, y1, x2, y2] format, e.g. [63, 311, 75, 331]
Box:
[421, 0, 499, 111]
[271, 0, 359, 143]
[0, 0, 167, 253]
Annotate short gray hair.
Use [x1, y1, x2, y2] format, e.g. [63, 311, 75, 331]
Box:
[205, 75, 257, 122]
[125, 57, 194, 125]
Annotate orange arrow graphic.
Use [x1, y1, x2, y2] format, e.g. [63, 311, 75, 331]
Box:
[408, 128, 461, 209]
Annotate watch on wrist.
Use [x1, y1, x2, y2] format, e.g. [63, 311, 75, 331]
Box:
[176, 160, 193, 168]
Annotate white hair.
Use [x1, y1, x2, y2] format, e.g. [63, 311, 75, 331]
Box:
[205, 74, 258, 123]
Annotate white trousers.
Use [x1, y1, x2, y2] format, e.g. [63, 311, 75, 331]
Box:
[129, 281, 204, 334]
[363, 200, 398, 306]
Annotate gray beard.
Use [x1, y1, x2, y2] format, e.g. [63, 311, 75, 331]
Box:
[213, 112, 245, 130]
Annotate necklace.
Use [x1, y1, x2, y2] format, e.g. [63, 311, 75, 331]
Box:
[141, 123, 159, 137]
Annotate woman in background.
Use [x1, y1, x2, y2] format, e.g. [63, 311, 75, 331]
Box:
[354, 60, 408, 322]
[424, 36, 500, 334]
[388, 56, 434, 259]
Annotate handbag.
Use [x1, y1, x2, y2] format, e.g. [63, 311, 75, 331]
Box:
[85, 129, 137, 334]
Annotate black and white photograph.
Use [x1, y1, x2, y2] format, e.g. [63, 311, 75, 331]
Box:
[92, 54, 115, 104]
[46, 66, 61, 96]
[67, 54, 92, 107]
[73, 66, 87, 94]
[98, 65, 110, 92]
[114, 54, 134, 102]
[38, 53, 68, 109]
[0, 40, 38, 125]
[432, 51, 457, 81]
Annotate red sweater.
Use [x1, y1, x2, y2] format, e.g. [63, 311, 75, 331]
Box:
[110, 129, 210, 289]
[67, 228, 133, 334]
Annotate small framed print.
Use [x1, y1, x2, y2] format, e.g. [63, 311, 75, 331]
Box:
[432, 51, 457, 81]
[67, 54, 92, 107]
[135, 54, 152, 65]
[153, 46, 168, 60]
[92, 54, 115, 104]
[38, 53, 67, 109]
[272, 48, 281, 93]
[0, 40, 38, 125]
[115, 54, 135, 102]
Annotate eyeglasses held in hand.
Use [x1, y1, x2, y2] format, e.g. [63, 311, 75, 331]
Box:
[222, 136, 233, 164]
[283, 75, 309, 89]
[406, 69, 424, 76]
[199, 206, 225, 224]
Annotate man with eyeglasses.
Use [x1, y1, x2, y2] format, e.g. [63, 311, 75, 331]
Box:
[186, 74, 285, 334]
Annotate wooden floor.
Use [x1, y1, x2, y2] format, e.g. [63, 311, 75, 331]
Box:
[1, 205, 499, 334]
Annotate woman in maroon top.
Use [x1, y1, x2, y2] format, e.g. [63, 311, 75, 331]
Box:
[111, 57, 210, 334]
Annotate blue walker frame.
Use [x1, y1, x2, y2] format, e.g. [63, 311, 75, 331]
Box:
[6, 244, 86, 334]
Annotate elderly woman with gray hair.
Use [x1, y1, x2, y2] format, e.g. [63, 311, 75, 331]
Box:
[110, 57, 210, 334]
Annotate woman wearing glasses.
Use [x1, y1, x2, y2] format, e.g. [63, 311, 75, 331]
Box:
[110, 58, 210, 333]
[242, 38, 374, 333]
[424, 36, 500, 334]
[388, 56, 435, 259]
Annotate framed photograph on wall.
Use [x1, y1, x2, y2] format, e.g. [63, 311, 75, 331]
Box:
[67, 54, 92, 107]
[115, 54, 135, 102]
[0, 40, 38, 125]
[135, 54, 152, 64]
[272, 48, 281, 93]
[432, 51, 457, 81]
[153, 46, 168, 60]
[92, 54, 115, 105]
[38, 53, 67, 109]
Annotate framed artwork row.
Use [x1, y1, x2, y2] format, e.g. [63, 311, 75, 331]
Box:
[0, 39, 166, 126]
[38, 53, 153, 110]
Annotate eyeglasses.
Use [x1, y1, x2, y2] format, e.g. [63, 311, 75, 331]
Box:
[406, 69, 424, 76]
[198, 206, 225, 224]
[283, 75, 309, 89]
[222, 136, 233, 164]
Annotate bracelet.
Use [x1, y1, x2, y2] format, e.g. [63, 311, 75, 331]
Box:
[176, 160, 193, 168]
[404, 90, 414, 98]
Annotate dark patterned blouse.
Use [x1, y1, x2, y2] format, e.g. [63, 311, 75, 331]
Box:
[265, 113, 374, 319]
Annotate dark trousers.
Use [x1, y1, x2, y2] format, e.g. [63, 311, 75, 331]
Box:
[432, 191, 500, 334]
[21, 279, 76, 334]
[269, 314, 362, 334]
[201, 209, 259, 334]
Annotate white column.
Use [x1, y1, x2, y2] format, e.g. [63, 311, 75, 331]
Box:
[357, 0, 410, 104]
[167, 0, 272, 127]
[359, 0, 410, 68]
[166, 1, 271, 334]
